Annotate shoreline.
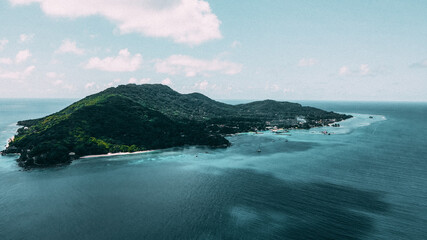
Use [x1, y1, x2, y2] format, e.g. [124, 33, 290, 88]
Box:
[232, 113, 354, 136]
[2, 113, 358, 160]
[5, 136, 15, 149]
[79, 150, 155, 159]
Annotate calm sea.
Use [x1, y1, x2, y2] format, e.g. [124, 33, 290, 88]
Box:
[0, 99, 426, 240]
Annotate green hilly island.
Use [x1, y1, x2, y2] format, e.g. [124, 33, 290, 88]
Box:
[2, 84, 351, 168]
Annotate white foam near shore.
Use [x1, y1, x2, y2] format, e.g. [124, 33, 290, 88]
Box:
[237, 113, 386, 137]
[5, 136, 14, 148]
[79, 150, 155, 159]
[328, 113, 386, 134]
[299, 113, 385, 135]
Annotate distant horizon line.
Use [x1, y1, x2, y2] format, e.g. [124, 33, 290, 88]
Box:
[0, 97, 426, 104]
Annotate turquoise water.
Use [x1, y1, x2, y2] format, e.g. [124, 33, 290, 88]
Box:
[1, 99, 426, 239]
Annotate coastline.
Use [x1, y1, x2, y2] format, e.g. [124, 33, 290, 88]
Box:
[2, 113, 357, 162]
[5, 136, 15, 149]
[79, 150, 155, 159]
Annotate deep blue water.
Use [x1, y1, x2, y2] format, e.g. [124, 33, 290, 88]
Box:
[0, 99, 426, 239]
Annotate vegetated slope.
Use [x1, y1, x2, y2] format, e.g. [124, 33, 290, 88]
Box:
[99, 84, 236, 120]
[236, 100, 343, 120]
[8, 94, 228, 167]
[3, 84, 351, 168]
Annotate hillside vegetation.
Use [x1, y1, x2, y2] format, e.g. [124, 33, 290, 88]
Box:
[2, 84, 351, 168]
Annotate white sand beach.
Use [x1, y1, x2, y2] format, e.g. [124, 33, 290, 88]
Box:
[80, 150, 154, 159]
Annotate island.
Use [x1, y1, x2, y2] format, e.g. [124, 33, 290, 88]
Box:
[1, 84, 352, 168]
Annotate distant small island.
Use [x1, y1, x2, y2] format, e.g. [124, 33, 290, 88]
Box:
[1, 84, 351, 168]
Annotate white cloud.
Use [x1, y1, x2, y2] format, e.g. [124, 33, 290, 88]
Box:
[0, 58, 13, 65]
[1, 49, 33, 65]
[46, 71, 65, 80]
[128, 77, 150, 84]
[264, 83, 294, 94]
[85, 82, 96, 89]
[0, 39, 8, 51]
[46, 72, 74, 90]
[0, 65, 35, 79]
[339, 66, 350, 76]
[161, 78, 172, 86]
[155, 55, 242, 77]
[55, 40, 85, 55]
[106, 78, 122, 87]
[360, 64, 370, 75]
[140, 78, 151, 84]
[265, 83, 280, 92]
[339, 64, 371, 76]
[85, 49, 142, 72]
[194, 80, 208, 90]
[25, 65, 36, 74]
[52, 80, 75, 90]
[52, 79, 63, 85]
[46, 72, 59, 78]
[231, 40, 241, 48]
[62, 84, 75, 91]
[128, 77, 138, 84]
[283, 88, 294, 94]
[15, 50, 32, 63]
[10, 0, 222, 45]
[410, 60, 427, 68]
[298, 58, 317, 67]
[19, 33, 34, 43]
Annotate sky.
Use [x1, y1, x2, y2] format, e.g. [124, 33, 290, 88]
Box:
[0, 0, 426, 101]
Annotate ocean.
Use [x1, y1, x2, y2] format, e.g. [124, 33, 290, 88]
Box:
[0, 99, 426, 239]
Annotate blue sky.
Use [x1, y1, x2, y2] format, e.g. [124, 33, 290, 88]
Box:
[0, 0, 426, 101]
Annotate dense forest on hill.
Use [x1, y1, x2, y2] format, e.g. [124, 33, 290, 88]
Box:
[2, 84, 351, 168]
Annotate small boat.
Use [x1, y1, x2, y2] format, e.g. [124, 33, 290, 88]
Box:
[257, 145, 261, 152]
